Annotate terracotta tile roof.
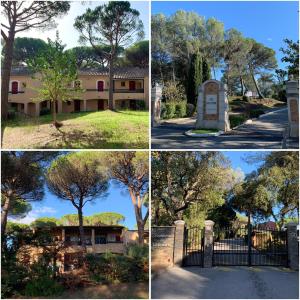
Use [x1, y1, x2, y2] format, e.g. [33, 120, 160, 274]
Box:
[9, 66, 33, 75]
[10, 66, 148, 78]
[79, 67, 148, 78]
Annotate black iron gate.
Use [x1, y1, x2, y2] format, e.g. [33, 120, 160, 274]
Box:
[213, 225, 288, 266]
[183, 226, 204, 266]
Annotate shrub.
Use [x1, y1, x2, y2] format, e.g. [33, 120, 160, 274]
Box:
[163, 81, 186, 103]
[24, 277, 63, 297]
[86, 248, 149, 284]
[160, 102, 166, 119]
[229, 114, 247, 128]
[186, 103, 195, 117]
[165, 102, 176, 119]
[126, 244, 149, 260]
[1, 254, 28, 298]
[135, 100, 146, 110]
[175, 102, 187, 118]
[242, 95, 249, 101]
[7, 109, 17, 120]
[40, 107, 51, 116]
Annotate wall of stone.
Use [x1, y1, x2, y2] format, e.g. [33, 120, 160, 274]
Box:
[151, 226, 176, 272]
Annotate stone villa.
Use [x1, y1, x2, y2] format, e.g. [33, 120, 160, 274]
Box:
[8, 66, 149, 116]
[17, 225, 148, 272]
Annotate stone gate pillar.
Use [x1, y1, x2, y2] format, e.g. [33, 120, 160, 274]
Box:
[203, 220, 214, 268]
[287, 222, 299, 270]
[196, 80, 230, 131]
[151, 84, 162, 127]
[173, 220, 185, 266]
[286, 79, 299, 138]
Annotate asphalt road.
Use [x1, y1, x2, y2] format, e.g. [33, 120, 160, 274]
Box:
[151, 108, 299, 149]
[152, 266, 299, 299]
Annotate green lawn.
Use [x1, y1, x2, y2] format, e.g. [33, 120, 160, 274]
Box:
[191, 128, 219, 134]
[1, 110, 149, 149]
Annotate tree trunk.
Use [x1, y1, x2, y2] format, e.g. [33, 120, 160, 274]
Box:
[78, 207, 86, 248]
[135, 205, 144, 245]
[1, 193, 12, 235]
[251, 72, 264, 99]
[52, 100, 57, 125]
[108, 56, 114, 110]
[1, 30, 16, 120]
[240, 76, 245, 96]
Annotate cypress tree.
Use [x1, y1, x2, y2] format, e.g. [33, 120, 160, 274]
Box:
[187, 52, 203, 105]
[202, 58, 211, 82]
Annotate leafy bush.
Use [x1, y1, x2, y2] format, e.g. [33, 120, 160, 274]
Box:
[24, 277, 63, 297]
[126, 243, 148, 259]
[163, 81, 186, 103]
[135, 100, 146, 110]
[249, 109, 265, 119]
[7, 109, 17, 120]
[165, 102, 176, 119]
[160, 102, 166, 119]
[40, 107, 51, 116]
[242, 95, 249, 101]
[229, 114, 247, 128]
[186, 103, 195, 117]
[126, 244, 149, 281]
[23, 254, 62, 297]
[175, 102, 187, 118]
[1, 252, 28, 298]
[86, 248, 148, 284]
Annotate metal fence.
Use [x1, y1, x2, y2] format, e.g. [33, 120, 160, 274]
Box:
[183, 226, 204, 266]
[213, 225, 288, 266]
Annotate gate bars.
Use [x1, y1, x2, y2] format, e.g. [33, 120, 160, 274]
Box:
[183, 226, 204, 266]
[213, 225, 288, 267]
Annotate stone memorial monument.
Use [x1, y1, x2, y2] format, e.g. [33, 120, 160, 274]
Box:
[286, 79, 299, 138]
[151, 83, 162, 127]
[196, 80, 230, 131]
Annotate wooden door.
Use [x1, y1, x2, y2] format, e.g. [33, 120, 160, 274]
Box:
[98, 100, 104, 110]
[129, 81, 136, 91]
[74, 100, 81, 112]
[97, 81, 104, 91]
[11, 81, 18, 94]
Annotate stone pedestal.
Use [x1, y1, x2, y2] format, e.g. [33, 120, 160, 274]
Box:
[287, 222, 299, 270]
[203, 220, 214, 268]
[286, 80, 299, 138]
[151, 84, 162, 127]
[173, 220, 185, 266]
[196, 80, 230, 131]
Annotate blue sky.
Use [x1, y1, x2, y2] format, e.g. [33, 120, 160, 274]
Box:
[223, 151, 266, 175]
[152, 1, 299, 80]
[17, 1, 149, 49]
[16, 183, 143, 229]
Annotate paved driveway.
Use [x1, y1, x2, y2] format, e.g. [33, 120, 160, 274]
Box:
[152, 108, 299, 149]
[151, 266, 299, 299]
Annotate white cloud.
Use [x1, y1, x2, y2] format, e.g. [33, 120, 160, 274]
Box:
[267, 37, 273, 41]
[9, 206, 57, 224]
[35, 207, 57, 214]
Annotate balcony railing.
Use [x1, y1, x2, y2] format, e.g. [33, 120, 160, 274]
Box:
[64, 240, 123, 246]
[85, 88, 144, 93]
[8, 91, 25, 94]
[114, 89, 144, 93]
